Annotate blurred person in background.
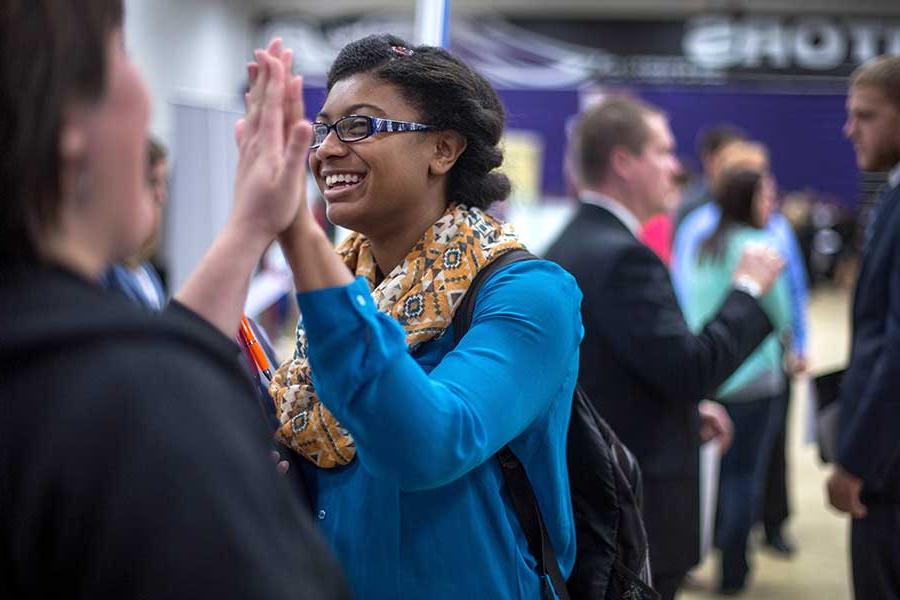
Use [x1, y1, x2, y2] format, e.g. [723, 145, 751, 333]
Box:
[680, 169, 792, 595]
[100, 136, 168, 309]
[545, 96, 783, 600]
[225, 34, 582, 599]
[640, 164, 693, 265]
[826, 54, 900, 600]
[674, 124, 746, 230]
[673, 140, 809, 557]
[0, 2, 348, 598]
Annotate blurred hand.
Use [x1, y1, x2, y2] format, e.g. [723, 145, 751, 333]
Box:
[826, 466, 867, 518]
[698, 400, 734, 455]
[270, 450, 290, 476]
[231, 40, 312, 240]
[732, 243, 785, 295]
[786, 352, 808, 375]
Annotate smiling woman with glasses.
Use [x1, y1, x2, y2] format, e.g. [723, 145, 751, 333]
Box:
[310, 115, 434, 148]
[205, 33, 583, 599]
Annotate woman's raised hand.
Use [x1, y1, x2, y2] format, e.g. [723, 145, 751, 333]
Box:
[232, 38, 311, 241]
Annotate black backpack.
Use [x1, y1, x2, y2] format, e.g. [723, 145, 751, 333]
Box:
[453, 249, 659, 600]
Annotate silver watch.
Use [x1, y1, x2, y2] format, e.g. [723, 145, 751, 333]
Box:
[733, 274, 763, 299]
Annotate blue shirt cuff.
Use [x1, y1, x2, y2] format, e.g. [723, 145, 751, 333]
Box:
[296, 276, 377, 340]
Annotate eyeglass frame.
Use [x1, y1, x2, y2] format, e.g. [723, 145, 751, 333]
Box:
[310, 114, 436, 149]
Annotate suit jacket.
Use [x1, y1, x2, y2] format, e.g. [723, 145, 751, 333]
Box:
[838, 183, 900, 503]
[545, 202, 772, 575]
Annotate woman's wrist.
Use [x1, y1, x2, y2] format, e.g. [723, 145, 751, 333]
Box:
[278, 210, 321, 247]
[222, 215, 277, 259]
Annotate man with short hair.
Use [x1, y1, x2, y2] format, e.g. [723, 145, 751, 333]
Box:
[827, 55, 900, 600]
[673, 124, 746, 229]
[101, 136, 169, 309]
[545, 97, 783, 599]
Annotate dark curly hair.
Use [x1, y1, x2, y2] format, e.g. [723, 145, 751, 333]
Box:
[326, 34, 510, 209]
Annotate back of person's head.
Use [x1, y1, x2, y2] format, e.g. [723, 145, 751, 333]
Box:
[327, 34, 509, 209]
[696, 124, 746, 161]
[711, 140, 769, 191]
[850, 55, 900, 110]
[0, 0, 123, 270]
[700, 169, 764, 262]
[568, 95, 662, 188]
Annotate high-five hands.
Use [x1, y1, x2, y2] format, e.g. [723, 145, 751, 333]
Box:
[232, 38, 312, 240]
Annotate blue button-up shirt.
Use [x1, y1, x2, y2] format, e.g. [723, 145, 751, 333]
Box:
[297, 260, 582, 599]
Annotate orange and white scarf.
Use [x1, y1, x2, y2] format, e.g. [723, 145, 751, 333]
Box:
[269, 203, 525, 468]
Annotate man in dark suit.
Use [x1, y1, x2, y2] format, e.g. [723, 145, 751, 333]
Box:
[545, 97, 784, 599]
[827, 56, 900, 600]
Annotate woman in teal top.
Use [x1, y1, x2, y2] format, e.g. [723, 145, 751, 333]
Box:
[251, 35, 581, 598]
[681, 169, 791, 594]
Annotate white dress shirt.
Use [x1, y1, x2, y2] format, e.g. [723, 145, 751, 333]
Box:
[579, 189, 641, 237]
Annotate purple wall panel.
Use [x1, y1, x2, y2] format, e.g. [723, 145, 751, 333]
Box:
[637, 86, 858, 207]
[304, 85, 860, 207]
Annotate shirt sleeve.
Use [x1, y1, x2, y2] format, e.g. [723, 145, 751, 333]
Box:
[296, 261, 583, 491]
[770, 214, 809, 355]
[837, 249, 900, 485]
[671, 204, 718, 307]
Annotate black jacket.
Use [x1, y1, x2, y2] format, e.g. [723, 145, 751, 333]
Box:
[0, 267, 349, 600]
[838, 183, 900, 503]
[545, 203, 772, 575]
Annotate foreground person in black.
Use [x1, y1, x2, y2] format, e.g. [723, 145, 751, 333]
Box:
[0, 2, 348, 598]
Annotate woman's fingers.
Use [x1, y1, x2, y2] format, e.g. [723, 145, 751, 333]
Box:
[235, 118, 246, 146]
[258, 52, 286, 148]
[289, 74, 303, 127]
[285, 120, 313, 175]
[267, 37, 283, 58]
[247, 62, 259, 89]
[245, 50, 269, 132]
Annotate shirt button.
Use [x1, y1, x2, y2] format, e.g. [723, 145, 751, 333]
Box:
[355, 294, 366, 307]
[317, 509, 326, 520]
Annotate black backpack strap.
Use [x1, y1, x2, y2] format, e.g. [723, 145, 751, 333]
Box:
[498, 448, 571, 600]
[452, 249, 536, 345]
[451, 249, 571, 600]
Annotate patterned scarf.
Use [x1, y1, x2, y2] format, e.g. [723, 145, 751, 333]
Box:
[268, 203, 525, 468]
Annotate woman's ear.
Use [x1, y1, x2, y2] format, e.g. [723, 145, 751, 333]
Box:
[59, 110, 88, 165]
[429, 130, 467, 176]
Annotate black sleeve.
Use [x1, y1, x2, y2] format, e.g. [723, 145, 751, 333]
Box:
[41, 347, 350, 600]
[592, 243, 773, 404]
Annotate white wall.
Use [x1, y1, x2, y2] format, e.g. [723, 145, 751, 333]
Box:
[123, 0, 256, 290]
[124, 0, 253, 147]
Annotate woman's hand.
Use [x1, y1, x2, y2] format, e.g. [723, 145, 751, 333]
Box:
[231, 40, 312, 242]
[244, 39, 353, 293]
[174, 40, 320, 335]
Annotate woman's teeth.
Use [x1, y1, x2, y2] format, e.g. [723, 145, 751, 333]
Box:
[325, 173, 361, 187]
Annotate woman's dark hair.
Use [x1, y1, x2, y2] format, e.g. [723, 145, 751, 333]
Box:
[326, 34, 510, 209]
[0, 0, 123, 269]
[699, 169, 764, 263]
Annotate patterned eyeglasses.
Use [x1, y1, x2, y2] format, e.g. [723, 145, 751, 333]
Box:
[310, 115, 435, 149]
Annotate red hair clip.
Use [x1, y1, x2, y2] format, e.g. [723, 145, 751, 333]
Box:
[390, 45, 414, 57]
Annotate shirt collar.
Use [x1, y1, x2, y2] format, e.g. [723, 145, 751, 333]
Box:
[888, 163, 900, 190]
[579, 190, 641, 237]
